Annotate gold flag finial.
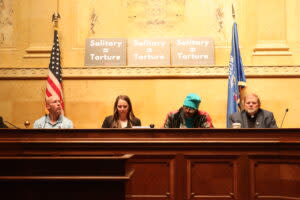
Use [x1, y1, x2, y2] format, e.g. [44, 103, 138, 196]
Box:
[52, 12, 60, 22]
[52, 12, 60, 28]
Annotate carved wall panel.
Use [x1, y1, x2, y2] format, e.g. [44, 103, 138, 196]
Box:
[2, 0, 300, 68]
[23, 0, 57, 58]
[0, 0, 14, 47]
[251, 0, 292, 56]
[297, 0, 300, 48]
[0, 0, 18, 66]
[71, 0, 127, 48]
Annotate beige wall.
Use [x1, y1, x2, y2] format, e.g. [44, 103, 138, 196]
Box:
[0, 77, 299, 128]
[1, 0, 300, 66]
[0, 0, 300, 128]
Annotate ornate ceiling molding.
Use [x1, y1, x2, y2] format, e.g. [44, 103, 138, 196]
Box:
[0, 66, 300, 79]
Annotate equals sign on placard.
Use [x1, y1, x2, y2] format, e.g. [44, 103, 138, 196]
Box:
[146, 48, 153, 53]
[189, 47, 196, 53]
[103, 48, 109, 53]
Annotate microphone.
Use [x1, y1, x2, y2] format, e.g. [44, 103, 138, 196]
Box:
[149, 124, 155, 128]
[4, 120, 20, 129]
[280, 108, 289, 128]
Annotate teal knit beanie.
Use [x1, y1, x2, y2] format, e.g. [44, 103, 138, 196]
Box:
[183, 93, 201, 110]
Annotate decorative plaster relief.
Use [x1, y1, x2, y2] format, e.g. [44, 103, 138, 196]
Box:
[0, 66, 300, 79]
[127, 0, 185, 33]
[89, 8, 98, 34]
[0, 0, 13, 47]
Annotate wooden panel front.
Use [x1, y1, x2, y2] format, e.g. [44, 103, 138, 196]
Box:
[250, 156, 300, 200]
[186, 156, 237, 200]
[126, 156, 175, 200]
[0, 181, 124, 200]
[0, 128, 300, 200]
[0, 155, 132, 200]
[0, 156, 127, 176]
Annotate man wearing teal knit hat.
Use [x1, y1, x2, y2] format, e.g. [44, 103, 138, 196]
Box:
[163, 93, 214, 128]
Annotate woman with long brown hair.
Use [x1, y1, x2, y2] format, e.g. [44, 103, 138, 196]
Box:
[101, 95, 141, 128]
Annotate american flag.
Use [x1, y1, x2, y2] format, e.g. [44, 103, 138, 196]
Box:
[46, 29, 64, 110]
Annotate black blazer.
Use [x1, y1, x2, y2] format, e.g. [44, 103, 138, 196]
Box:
[101, 115, 141, 128]
[229, 109, 277, 128]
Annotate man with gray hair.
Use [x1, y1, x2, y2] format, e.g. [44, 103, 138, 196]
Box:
[229, 93, 277, 128]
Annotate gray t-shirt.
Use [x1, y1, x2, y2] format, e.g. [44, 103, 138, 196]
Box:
[33, 115, 73, 128]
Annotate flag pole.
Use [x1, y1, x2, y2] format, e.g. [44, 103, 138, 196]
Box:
[226, 3, 246, 127]
[57, 0, 59, 16]
[232, 3, 245, 108]
[231, 3, 245, 106]
[52, 0, 60, 28]
[47, 1, 64, 113]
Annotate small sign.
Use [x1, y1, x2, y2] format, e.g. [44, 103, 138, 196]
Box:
[127, 38, 170, 66]
[85, 38, 126, 66]
[171, 37, 214, 66]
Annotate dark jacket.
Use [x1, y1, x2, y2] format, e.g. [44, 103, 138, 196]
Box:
[101, 115, 141, 128]
[229, 109, 277, 128]
[0, 117, 8, 128]
[163, 107, 214, 128]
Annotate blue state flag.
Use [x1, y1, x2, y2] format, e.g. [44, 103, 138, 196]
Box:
[226, 22, 246, 128]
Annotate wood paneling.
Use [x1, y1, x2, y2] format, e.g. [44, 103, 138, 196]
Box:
[0, 154, 133, 200]
[127, 156, 175, 200]
[1, 128, 300, 200]
[186, 156, 237, 200]
[250, 156, 300, 200]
